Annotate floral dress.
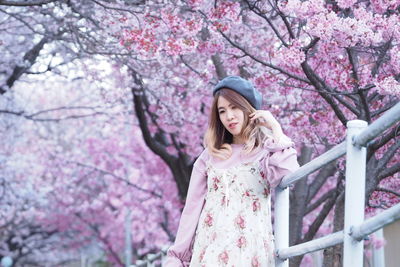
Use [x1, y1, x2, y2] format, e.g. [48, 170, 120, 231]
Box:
[163, 140, 299, 267]
[189, 157, 275, 267]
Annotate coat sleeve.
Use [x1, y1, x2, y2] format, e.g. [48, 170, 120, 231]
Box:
[163, 150, 208, 267]
[261, 136, 300, 189]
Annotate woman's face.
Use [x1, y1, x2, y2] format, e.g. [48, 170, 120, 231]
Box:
[217, 96, 245, 137]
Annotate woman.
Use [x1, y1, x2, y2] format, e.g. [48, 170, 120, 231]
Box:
[164, 76, 299, 266]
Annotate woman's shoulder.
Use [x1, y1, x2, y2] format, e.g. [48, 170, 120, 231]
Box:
[193, 146, 231, 168]
[193, 147, 210, 168]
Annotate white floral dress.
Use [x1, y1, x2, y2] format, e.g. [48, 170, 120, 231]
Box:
[189, 158, 275, 267]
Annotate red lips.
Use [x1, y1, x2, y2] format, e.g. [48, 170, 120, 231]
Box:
[229, 122, 238, 129]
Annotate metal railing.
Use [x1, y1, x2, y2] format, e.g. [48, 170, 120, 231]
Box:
[133, 102, 400, 267]
[275, 102, 400, 267]
[132, 250, 166, 267]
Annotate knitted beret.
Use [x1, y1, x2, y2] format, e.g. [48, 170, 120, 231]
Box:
[213, 76, 262, 110]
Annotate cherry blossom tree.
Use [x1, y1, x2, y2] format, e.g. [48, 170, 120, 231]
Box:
[92, 0, 400, 265]
[1, 56, 183, 265]
[1, 0, 399, 266]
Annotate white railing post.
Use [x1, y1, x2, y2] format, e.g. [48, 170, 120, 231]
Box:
[275, 187, 290, 267]
[125, 209, 133, 267]
[154, 104, 400, 264]
[343, 120, 368, 267]
[372, 228, 385, 267]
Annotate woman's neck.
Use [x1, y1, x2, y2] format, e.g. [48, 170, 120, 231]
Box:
[232, 136, 246, 144]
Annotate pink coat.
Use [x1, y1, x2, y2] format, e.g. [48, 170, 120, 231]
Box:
[163, 138, 299, 266]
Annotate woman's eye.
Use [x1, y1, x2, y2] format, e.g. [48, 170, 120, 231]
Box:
[219, 110, 225, 114]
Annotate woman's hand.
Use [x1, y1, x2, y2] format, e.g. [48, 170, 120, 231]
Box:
[249, 110, 284, 141]
[249, 110, 280, 129]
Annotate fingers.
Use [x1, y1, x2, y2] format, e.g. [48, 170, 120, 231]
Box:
[249, 110, 276, 128]
[249, 110, 272, 121]
[249, 112, 263, 122]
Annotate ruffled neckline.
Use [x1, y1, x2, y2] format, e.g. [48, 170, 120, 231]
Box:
[230, 143, 245, 147]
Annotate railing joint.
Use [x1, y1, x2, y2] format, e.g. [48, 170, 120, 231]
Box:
[275, 249, 287, 261]
[349, 226, 364, 242]
[351, 135, 366, 148]
[366, 139, 375, 148]
[277, 184, 290, 190]
[348, 225, 354, 236]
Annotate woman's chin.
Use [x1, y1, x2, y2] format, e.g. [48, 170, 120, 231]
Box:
[230, 131, 241, 137]
[225, 126, 242, 137]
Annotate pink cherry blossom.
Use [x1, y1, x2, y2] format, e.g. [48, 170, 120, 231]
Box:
[2, 0, 399, 265]
[374, 76, 400, 97]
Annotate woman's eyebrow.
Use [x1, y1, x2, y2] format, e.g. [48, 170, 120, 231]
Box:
[218, 104, 233, 110]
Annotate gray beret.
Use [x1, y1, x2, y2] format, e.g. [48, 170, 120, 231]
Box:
[213, 76, 262, 109]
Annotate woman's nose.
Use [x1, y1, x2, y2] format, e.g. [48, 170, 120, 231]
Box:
[227, 110, 235, 120]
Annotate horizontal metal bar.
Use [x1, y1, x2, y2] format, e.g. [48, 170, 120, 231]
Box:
[351, 203, 400, 241]
[276, 203, 400, 259]
[354, 102, 400, 147]
[280, 102, 400, 188]
[279, 142, 346, 188]
[277, 231, 344, 260]
[132, 251, 163, 266]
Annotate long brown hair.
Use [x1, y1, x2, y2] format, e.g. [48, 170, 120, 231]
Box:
[203, 88, 273, 160]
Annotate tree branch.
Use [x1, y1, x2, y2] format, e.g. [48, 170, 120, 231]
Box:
[345, 47, 370, 120]
[0, 0, 56, 6]
[375, 140, 400, 173]
[301, 190, 340, 243]
[369, 123, 400, 154]
[301, 61, 348, 126]
[378, 163, 400, 181]
[89, 0, 144, 14]
[244, 0, 290, 46]
[370, 100, 398, 117]
[290, 145, 313, 245]
[331, 94, 360, 116]
[218, 30, 311, 84]
[0, 107, 107, 121]
[130, 73, 174, 165]
[1, 36, 49, 94]
[70, 160, 162, 198]
[211, 54, 227, 79]
[302, 37, 320, 53]
[376, 186, 400, 198]
[308, 162, 337, 201]
[371, 39, 392, 77]
[306, 188, 336, 214]
[74, 212, 124, 266]
[179, 55, 202, 77]
[277, 9, 296, 40]
[346, 47, 359, 83]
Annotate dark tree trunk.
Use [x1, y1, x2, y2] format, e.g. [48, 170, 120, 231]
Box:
[289, 145, 312, 267]
[323, 191, 345, 266]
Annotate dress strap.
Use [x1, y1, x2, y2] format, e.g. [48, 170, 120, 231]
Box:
[204, 155, 211, 173]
